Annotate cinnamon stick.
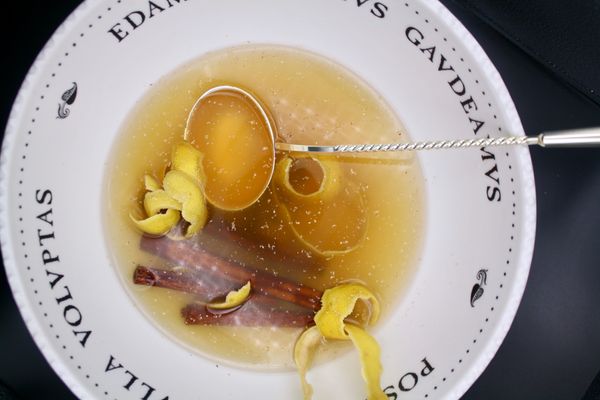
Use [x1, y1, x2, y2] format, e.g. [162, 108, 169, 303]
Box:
[140, 236, 323, 311]
[134, 265, 313, 312]
[182, 302, 314, 327]
[133, 265, 236, 301]
[134, 265, 315, 327]
[201, 221, 323, 273]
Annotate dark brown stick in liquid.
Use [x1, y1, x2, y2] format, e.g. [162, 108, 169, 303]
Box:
[133, 265, 236, 301]
[140, 236, 323, 311]
[134, 265, 316, 327]
[181, 302, 314, 327]
[201, 221, 323, 273]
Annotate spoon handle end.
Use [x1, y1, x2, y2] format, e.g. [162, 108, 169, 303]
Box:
[538, 127, 600, 147]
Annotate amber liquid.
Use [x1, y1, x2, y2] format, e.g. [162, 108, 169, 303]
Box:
[104, 45, 425, 370]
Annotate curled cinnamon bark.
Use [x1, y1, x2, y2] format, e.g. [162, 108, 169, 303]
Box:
[140, 236, 323, 311]
[182, 302, 314, 327]
[133, 265, 236, 301]
[133, 265, 315, 327]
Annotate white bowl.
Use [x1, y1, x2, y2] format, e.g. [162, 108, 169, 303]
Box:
[0, 0, 535, 399]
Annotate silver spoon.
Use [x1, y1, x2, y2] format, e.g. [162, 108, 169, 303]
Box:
[189, 85, 600, 154]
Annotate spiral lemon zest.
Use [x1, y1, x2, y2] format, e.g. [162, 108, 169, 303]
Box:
[294, 326, 321, 400]
[143, 190, 182, 216]
[207, 282, 252, 310]
[273, 155, 341, 201]
[171, 141, 206, 185]
[132, 142, 208, 237]
[144, 174, 162, 192]
[274, 156, 367, 256]
[345, 324, 386, 400]
[314, 283, 380, 340]
[130, 209, 181, 236]
[294, 283, 385, 400]
[163, 170, 208, 237]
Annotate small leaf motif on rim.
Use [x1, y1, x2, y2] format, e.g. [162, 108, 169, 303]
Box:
[57, 82, 77, 119]
[470, 269, 488, 307]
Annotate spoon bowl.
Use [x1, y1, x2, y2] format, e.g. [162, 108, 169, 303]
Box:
[184, 85, 277, 211]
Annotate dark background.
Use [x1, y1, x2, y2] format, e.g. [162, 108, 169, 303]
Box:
[1, 1, 599, 399]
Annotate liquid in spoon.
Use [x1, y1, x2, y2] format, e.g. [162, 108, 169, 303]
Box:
[185, 89, 275, 211]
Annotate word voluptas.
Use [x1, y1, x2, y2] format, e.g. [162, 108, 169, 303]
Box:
[108, 0, 188, 43]
[35, 189, 93, 347]
[405, 26, 502, 202]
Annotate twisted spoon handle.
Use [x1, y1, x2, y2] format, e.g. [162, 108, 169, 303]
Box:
[275, 127, 600, 153]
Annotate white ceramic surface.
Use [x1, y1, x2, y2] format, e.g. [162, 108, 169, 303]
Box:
[0, 0, 535, 399]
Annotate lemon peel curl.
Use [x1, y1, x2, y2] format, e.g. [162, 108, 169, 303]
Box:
[294, 283, 385, 400]
[171, 141, 206, 185]
[274, 156, 368, 256]
[130, 209, 180, 236]
[163, 170, 208, 237]
[293, 326, 321, 400]
[144, 174, 162, 192]
[207, 282, 252, 310]
[314, 283, 380, 340]
[143, 190, 182, 217]
[132, 141, 208, 237]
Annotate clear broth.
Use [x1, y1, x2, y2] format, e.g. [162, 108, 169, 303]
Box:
[104, 45, 425, 370]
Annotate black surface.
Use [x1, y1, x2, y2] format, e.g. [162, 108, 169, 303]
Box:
[0, 381, 20, 400]
[1, 1, 600, 400]
[583, 369, 600, 400]
[445, 1, 600, 400]
[443, 2, 600, 399]
[451, 0, 600, 107]
[1, 4, 81, 400]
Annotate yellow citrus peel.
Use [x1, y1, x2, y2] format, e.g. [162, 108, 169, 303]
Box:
[294, 283, 385, 400]
[163, 170, 208, 237]
[132, 142, 208, 237]
[129, 209, 181, 237]
[207, 281, 252, 310]
[143, 190, 182, 217]
[274, 156, 368, 256]
[294, 326, 321, 400]
[144, 174, 162, 192]
[314, 283, 380, 339]
[273, 155, 342, 201]
[345, 324, 386, 400]
[171, 141, 206, 185]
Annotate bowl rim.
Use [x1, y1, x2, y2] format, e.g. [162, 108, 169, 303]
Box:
[1, 2, 105, 397]
[422, 1, 536, 398]
[0, 0, 536, 399]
